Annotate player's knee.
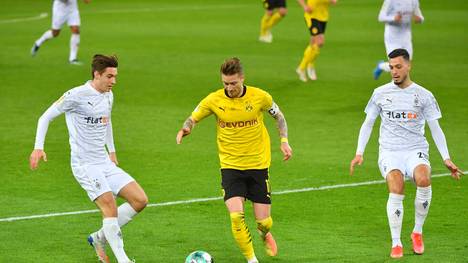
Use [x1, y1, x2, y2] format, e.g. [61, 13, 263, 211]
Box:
[414, 165, 431, 187]
[278, 8, 287, 16]
[132, 193, 148, 212]
[52, 30, 60, 37]
[386, 170, 404, 194]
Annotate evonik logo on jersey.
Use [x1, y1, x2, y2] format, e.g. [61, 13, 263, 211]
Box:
[84, 116, 109, 124]
[218, 118, 258, 128]
[385, 111, 417, 120]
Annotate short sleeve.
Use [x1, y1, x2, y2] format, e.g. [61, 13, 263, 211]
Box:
[422, 93, 442, 121]
[191, 95, 213, 122]
[261, 91, 273, 112]
[54, 90, 76, 113]
[364, 91, 381, 118]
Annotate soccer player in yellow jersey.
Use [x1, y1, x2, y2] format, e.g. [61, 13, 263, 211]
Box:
[177, 58, 292, 263]
[259, 0, 288, 43]
[296, 0, 337, 82]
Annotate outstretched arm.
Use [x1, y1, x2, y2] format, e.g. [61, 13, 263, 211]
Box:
[350, 114, 377, 175]
[176, 117, 197, 144]
[427, 120, 463, 179]
[30, 104, 62, 170]
[269, 104, 292, 161]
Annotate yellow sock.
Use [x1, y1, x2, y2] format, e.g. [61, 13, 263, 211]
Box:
[299, 44, 320, 70]
[230, 212, 255, 260]
[260, 14, 272, 36]
[268, 12, 283, 28]
[256, 216, 273, 238]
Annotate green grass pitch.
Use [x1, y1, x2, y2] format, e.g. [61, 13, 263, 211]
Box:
[0, 0, 467, 262]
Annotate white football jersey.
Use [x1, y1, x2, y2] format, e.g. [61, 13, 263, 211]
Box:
[365, 82, 441, 151]
[55, 81, 113, 165]
[378, 0, 424, 56]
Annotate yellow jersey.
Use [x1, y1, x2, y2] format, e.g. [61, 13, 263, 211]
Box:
[191, 86, 273, 170]
[305, 0, 331, 22]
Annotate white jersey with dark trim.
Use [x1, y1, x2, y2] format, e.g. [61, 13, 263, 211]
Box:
[365, 82, 441, 151]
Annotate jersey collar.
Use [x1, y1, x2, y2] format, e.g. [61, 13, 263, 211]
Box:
[224, 85, 247, 98]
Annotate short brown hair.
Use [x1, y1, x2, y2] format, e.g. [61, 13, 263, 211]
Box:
[220, 57, 243, 76]
[91, 54, 118, 78]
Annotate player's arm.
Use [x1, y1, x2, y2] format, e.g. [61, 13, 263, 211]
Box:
[176, 116, 198, 144]
[268, 102, 292, 161]
[378, 0, 400, 23]
[106, 117, 118, 165]
[427, 120, 463, 180]
[413, 0, 424, 23]
[350, 104, 379, 175]
[30, 104, 63, 170]
[297, 0, 312, 13]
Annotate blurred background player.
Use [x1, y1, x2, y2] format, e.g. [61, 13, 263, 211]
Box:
[259, 0, 288, 43]
[296, 0, 337, 82]
[31, 0, 90, 65]
[350, 49, 463, 259]
[29, 55, 148, 263]
[177, 58, 292, 263]
[373, 0, 424, 79]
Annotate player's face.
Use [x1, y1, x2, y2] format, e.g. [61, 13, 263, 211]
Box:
[94, 67, 118, 92]
[222, 73, 244, 98]
[389, 56, 411, 86]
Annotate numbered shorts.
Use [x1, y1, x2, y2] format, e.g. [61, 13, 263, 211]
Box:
[221, 168, 271, 204]
[71, 161, 135, 201]
[263, 0, 286, 10]
[52, 1, 81, 29]
[378, 149, 430, 180]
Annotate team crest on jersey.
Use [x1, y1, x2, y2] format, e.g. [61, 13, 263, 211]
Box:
[414, 94, 421, 107]
[245, 101, 253, 112]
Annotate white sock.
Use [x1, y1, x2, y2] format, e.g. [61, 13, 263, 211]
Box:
[413, 186, 432, 234]
[378, 61, 391, 72]
[97, 203, 138, 241]
[102, 217, 130, 263]
[387, 193, 404, 247]
[35, 30, 54, 46]
[247, 256, 258, 263]
[69, 33, 80, 61]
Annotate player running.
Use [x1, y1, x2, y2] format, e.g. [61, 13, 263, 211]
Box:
[350, 49, 463, 258]
[259, 0, 288, 43]
[30, 54, 147, 263]
[31, 0, 90, 65]
[373, 0, 424, 79]
[177, 57, 292, 263]
[296, 0, 337, 82]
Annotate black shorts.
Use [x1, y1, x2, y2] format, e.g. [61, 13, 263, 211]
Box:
[308, 19, 327, 36]
[263, 0, 286, 10]
[221, 168, 271, 204]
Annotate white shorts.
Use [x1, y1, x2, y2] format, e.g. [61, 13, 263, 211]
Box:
[52, 1, 81, 30]
[378, 149, 431, 180]
[385, 40, 413, 59]
[71, 161, 135, 201]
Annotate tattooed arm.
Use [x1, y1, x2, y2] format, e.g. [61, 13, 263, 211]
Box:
[176, 117, 197, 144]
[268, 103, 292, 161]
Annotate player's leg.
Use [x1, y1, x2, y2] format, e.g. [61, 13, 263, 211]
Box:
[386, 169, 405, 258]
[408, 150, 431, 255]
[249, 169, 276, 257]
[222, 169, 257, 263]
[31, 2, 64, 57]
[373, 40, 394, 79]
[68, 8, 82, 64]
[297, 19, 324, 81]
[268, 6, 287, 31]
[78, 164, 132, 263]
[379, 151, 406, 258]
[259, 1, 274, 43]
[95, 192, 133, 263]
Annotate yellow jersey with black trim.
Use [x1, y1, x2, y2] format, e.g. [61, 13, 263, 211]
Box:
[191, 86, 273, 170]
[305, 0, 331, 22]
